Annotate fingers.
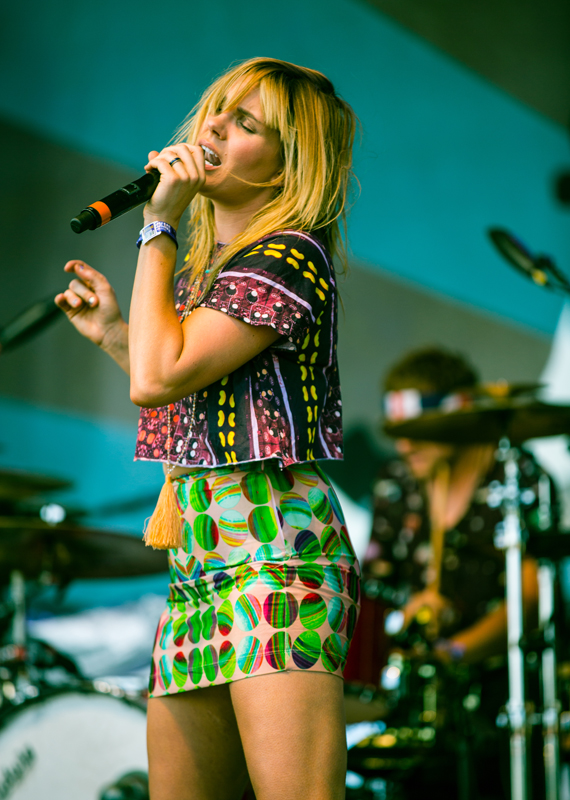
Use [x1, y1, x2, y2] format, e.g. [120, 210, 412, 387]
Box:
[58, 260, 109, 314]
[144, 151, 160, 173]
[54, 293, 74, 313]
[174, 144, 206, 183]
[142, 144, 206, 224]
[54, 290, 82, 317]
[57, 287, 93, 313]
[68, 278, 98, 307]
[146, 144, 206, 185]
[63, 260, 110, 293]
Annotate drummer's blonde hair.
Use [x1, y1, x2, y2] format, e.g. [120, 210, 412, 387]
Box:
[172, 57, 357, 291]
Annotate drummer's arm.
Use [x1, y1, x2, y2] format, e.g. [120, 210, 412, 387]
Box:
[439, 558, 539, 665]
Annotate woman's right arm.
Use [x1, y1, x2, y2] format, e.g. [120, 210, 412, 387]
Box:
[54, 260, 130, 374]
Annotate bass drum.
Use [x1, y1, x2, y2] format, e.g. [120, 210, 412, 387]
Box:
[0, 686, 147, 800]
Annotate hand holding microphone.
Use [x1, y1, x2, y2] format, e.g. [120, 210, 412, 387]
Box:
[142, 144, 206, 228]
[63, 145, 207, 374]
[70, 145, 207, 234]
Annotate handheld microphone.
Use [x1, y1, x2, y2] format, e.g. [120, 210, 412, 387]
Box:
[70, 169, 160, 234]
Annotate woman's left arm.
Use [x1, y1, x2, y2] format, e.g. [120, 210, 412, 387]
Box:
[129, 146, 279, 408]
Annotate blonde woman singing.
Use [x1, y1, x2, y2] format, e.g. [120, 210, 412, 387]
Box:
[56, 57, 360, 800]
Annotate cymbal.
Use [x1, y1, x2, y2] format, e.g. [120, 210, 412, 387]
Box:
[384, 399, 570, 444]
[0, 518, 168, 582]
[0, 468, 72, 500]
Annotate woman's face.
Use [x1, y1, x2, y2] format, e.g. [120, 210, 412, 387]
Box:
[196, 87, 282, 209]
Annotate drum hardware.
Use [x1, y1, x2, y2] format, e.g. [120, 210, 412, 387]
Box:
[0, 575, 85, 719]
[384, 395, 570, 800]
[0, 517, 168, 583]
[537, 560, 560, 800]
[0, 467, 72, 503]
[384, 396, 570, 445]
[346, 772, 394, 800]
[10, 570, 26, 647]
[492, 446, 562, 800]
[347, 720, 387, 750]
[0, 685, 148, 800]
[526, 533, 570, 561]
[347, 607, 497, 800]
[559, 708, 570, 760]
[0, 472, 157, 798]
[100, 770, 149, 800]
[489, 439, 530, 800]
[344, 683, 390, 724]
[0, 579, 150, 798]
[0, 597, 15, 640]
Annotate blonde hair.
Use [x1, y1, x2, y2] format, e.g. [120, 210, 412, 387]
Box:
[171, 57, 357, 291]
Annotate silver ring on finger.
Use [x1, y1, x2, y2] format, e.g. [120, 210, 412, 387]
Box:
[169, 157, 183, 167]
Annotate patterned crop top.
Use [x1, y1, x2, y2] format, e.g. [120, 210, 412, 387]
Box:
[134, 230, 343, 469]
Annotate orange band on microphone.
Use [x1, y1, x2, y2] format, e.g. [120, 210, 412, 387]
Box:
[88, 201, 112, 226]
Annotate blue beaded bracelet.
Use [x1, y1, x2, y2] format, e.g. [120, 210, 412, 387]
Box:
[136, 221, 178, 249]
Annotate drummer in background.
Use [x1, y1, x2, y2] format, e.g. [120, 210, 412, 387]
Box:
[363, 347, 557, 798]
[365, 346, 551, 661]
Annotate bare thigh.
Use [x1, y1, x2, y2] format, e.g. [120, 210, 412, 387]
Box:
[147, 684, 249, 800]
[230, 671, 347, 800]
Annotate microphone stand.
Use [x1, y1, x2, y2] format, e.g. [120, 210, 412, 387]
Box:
[488, 228, 567, 797]
[0, 297, 62, 354]
[488, 228, 570, 297]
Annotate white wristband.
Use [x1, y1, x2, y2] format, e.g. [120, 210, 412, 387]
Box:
[136, 221, 178, 249]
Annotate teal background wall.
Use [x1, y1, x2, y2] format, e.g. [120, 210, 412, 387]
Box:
[1, 0, 568, 334]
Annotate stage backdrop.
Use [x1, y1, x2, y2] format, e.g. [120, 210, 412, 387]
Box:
[0, 0, 566, 607]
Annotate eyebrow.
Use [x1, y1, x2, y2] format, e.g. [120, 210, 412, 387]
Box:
[235, 105, 263, 126]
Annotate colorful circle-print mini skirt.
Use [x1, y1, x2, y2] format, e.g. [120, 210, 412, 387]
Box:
[149, 460, 361, 696]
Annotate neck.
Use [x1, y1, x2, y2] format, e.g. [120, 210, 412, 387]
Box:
[212, 190, 275, 244]
[428, 443, 495, 530]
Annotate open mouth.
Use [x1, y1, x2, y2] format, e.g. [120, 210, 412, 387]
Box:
[201, 144, 221, 167]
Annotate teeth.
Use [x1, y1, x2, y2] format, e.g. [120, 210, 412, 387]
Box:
[201, 145, 219, 166]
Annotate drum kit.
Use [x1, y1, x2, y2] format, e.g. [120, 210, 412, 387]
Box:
[346, 386, 570, 800]
[346, 228, 570, 800]
[0, 467, 168, 800]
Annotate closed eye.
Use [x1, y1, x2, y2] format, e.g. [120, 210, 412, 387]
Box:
[238, 116, 255, 133]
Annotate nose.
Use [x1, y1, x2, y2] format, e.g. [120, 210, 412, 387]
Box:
[206, 110, 227, 140]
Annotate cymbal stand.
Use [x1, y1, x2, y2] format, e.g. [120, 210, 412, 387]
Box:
[9, 569, 26, 647]
[536, 471, 559, 800]
[537, 558, 559, 800]
[494, 439, 527, 800]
